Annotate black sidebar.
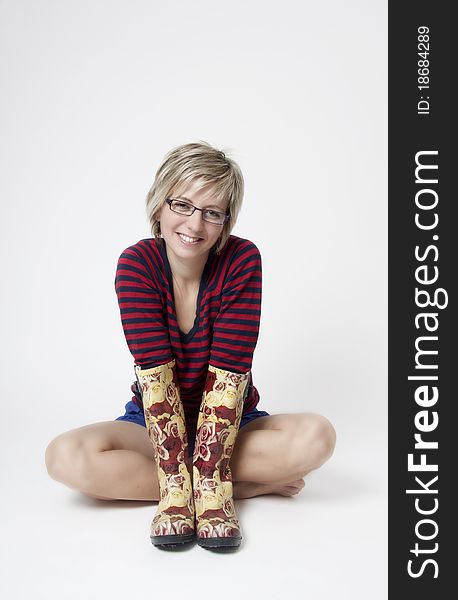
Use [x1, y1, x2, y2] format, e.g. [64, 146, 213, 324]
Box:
[389, 2, 455, 597]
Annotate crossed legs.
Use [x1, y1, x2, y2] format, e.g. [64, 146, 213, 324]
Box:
[45, 413, 336, 501]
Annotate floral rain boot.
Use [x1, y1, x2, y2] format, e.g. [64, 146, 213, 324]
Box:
[135, 359, 195, 548]
[192, 365, 250, 549]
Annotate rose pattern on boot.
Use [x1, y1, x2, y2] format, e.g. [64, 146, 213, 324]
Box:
[135, 359, 194, 539]
[192, 365, 249, 541]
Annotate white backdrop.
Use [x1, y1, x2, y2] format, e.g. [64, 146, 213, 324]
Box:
[1, 1, 387, 598]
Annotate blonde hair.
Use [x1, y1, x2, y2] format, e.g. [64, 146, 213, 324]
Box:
[145, 141, 244, 254]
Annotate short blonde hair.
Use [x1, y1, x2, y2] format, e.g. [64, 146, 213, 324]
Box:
[145, 141, 244, 254]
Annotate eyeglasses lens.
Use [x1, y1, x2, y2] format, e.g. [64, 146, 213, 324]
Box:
[170, 200, 225, 224]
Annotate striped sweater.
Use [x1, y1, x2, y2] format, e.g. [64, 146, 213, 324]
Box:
[115, 234, 262, 437]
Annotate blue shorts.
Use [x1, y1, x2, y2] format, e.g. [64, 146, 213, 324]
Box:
[115, 400, 270, 458]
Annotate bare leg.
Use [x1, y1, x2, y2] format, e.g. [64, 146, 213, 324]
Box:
[45, 414, 335, 502]
[45, 422, 160, 502]
[80, 449, 160, 501]
[72, 449, 304, 501]
[233, 477, 306, 499]
[79, 450, 194, 502]
[229, 413, 336, 498]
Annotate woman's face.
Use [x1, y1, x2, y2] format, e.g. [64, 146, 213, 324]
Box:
[158, 179, 228, 262]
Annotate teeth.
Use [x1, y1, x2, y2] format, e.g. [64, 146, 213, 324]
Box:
[179, 233, 201, 243]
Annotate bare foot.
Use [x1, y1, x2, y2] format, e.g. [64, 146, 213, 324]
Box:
[233, 478, 305, 499]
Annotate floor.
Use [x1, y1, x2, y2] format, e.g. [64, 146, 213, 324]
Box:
[3, 430, 386, 600]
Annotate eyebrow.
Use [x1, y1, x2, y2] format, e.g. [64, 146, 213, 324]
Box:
[174, 196, 225, 211]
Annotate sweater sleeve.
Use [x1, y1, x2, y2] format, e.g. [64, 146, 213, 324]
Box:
[115, 245, 173, 368]
[209, 241, 262, 374]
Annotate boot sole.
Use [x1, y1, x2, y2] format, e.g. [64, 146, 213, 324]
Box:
[150, 533, 195, 549]
[197, 536, 242, 549]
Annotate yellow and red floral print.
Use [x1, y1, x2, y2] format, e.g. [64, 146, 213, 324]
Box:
[135, 359, 194, 544]
[192, 365, 249, 547]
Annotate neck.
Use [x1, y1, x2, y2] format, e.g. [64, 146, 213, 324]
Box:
[165, 244, 209, 288]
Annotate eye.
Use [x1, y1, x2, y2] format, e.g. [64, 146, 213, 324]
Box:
[206, 210, 221, 218]
[175, 201, 191, 209]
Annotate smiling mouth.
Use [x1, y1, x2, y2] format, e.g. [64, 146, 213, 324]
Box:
[177, 233, 204, 243]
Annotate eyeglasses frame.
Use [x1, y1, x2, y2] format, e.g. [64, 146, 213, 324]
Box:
[165, 197, 230, 225]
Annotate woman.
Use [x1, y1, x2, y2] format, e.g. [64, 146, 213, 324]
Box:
[45, 141, 336, 551]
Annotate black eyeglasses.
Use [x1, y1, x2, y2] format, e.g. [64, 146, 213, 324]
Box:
[165, 198, 229, 225]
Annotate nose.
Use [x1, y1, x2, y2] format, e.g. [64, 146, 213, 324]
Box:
[185, 208, 205, 232]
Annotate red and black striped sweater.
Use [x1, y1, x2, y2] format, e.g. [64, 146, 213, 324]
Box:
[115, 234, 262, 438]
